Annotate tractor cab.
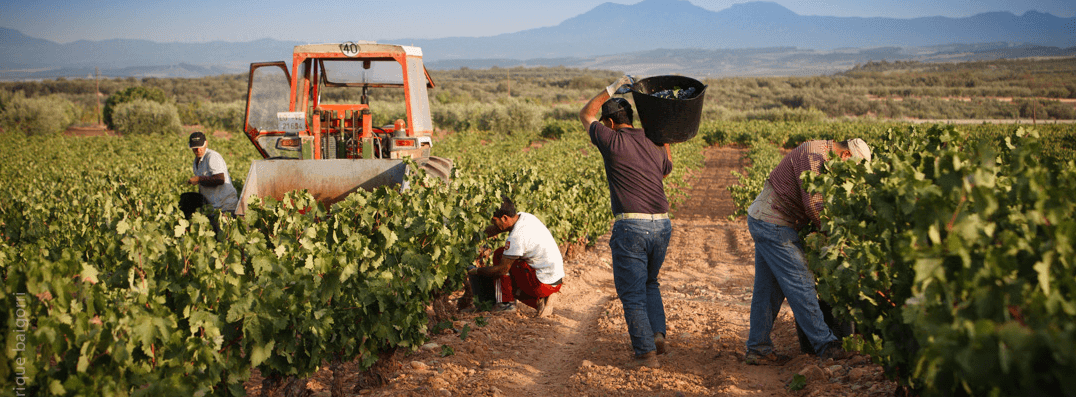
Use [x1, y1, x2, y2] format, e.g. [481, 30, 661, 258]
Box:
[237, 42, 452, 215]
[244, 42, 436, 160]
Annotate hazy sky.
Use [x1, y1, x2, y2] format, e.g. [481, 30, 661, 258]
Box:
[3, 0, 1073, 44]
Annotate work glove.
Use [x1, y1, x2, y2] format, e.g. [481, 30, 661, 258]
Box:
[606, 75, 635, 97]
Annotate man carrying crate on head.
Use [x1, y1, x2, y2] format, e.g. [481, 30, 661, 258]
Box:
[578, 76, 675, 369]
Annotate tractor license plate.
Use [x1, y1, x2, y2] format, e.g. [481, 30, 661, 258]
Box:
[278, 112, 306, 133]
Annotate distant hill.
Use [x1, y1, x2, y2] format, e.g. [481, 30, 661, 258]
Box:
[2, 0, 1074, 79]
[426, 43, 1076, 78]
[401, 0, 1076, 60]
[0, 27, 301, 77]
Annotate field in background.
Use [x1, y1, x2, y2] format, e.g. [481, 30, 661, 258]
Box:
[1, 57, 1075, 138]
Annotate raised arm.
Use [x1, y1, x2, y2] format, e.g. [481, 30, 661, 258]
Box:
[579, 90, 609, 128]
[579, 75, 634, 129]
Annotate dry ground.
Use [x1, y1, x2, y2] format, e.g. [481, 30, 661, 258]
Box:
[63, 124, 232, 137]
[245, 145, 898, 397]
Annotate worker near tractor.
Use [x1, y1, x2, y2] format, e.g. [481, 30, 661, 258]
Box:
[743, 138, 871, 365]
[579, 76, 674, 369]
[183, 131, 238, 218]
[465, 196, 564, 318]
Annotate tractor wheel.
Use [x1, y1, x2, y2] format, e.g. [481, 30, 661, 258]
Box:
[418, 156, 453, 184]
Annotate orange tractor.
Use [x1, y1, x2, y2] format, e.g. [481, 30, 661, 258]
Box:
[237, 41, 453, 214]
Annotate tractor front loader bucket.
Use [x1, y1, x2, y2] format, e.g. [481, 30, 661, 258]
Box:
[236, 159, 408, 215]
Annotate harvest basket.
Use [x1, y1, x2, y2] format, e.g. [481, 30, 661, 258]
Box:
[631, 75, 707, 144]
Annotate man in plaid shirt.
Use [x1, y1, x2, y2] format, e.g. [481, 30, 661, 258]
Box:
[744, 139, 871, 365]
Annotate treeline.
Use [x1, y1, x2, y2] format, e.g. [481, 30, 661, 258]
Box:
[842, 58, 1076, 97]
[2, 58, 1075, 136]
[0, 74, 248, 135]
[1, 74, 248, 106]
[703, 78, 1075, 120]
[702, 57, 1076, 120]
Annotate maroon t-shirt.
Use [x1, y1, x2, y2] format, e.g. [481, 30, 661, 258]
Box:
[588, 121, 673, 215]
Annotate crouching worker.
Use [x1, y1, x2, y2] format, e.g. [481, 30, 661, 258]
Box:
[465, 196, 564, 318]
[180, 131, 238, 234]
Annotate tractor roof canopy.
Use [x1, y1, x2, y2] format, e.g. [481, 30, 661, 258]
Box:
[293, 42, 434, 88]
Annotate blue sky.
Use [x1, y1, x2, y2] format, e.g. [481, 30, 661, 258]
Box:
[2, 0, 1073, 44]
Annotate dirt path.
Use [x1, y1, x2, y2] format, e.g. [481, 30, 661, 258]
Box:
[63, 124, 234, 137]
[251, 145, 896, 396]
[64, 124, 115, 136]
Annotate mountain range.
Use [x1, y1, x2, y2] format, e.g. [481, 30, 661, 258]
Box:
[400, 0, 1075, 60]
[2, 0, 1074, 80]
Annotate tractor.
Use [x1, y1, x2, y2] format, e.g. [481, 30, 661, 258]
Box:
[237, 41, 453, 215]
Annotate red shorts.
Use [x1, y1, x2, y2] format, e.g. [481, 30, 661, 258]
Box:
[492, 247, 561, 309]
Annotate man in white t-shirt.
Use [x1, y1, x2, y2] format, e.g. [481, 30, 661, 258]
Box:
[466, 196, 564, 318]
[186, 131, 238, 213]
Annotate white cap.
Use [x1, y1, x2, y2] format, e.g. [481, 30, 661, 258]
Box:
[847, 138, 871, 162]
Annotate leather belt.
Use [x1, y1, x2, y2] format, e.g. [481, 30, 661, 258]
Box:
[614, 213, 669, 221]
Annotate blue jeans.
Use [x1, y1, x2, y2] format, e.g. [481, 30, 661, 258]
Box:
[746, 216, 836, 355]
[609, 218, 673, 356]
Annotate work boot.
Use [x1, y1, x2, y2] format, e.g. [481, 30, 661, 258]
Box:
[491, 302, 516, 313]
[744, 350, 792, 366]
[818, 341, 852, 362]
[632, 351, 661, 369]
[535, 294, 555, 318]
[654, 332, 667, 355]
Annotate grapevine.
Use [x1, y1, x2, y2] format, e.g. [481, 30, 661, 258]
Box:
[802, 125, 1076, 395]
[0, 125, 704, 395]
